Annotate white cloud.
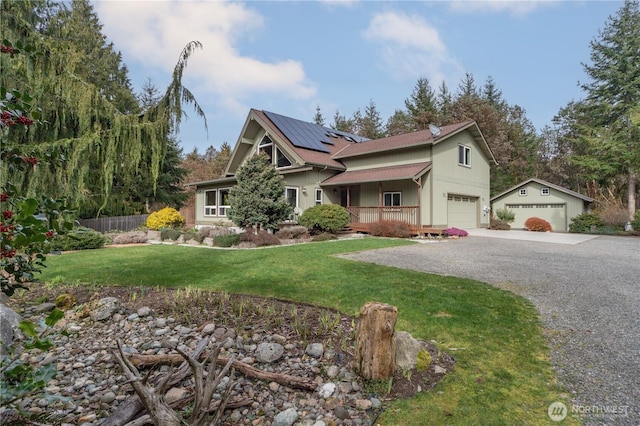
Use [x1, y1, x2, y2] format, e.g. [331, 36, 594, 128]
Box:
[362, 11, 463, 84]
[448, 1, 552, 16]
[92, 0, 316, 114]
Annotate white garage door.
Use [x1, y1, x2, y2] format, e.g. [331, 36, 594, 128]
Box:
[506, 203, 566, 232]
[447, 195, 478, 229]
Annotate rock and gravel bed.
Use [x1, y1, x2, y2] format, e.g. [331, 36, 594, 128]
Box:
[2, 285, 454, 426]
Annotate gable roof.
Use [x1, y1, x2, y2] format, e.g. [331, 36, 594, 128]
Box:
[321, 162, 432, 186]
[332, 121, 497, 165]
[491, 178, 594, 203]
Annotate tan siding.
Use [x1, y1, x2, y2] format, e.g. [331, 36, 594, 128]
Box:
[340, 146, 431, 171]
[431, 132, 491, 228]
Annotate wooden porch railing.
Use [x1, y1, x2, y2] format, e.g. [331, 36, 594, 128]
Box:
[346, 206, 420, 231]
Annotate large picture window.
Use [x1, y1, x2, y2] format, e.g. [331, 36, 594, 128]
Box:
[458, 144, 471, 167]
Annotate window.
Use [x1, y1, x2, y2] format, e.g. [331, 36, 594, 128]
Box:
[258, 136, 273, 159]
[519, 189, 528, 196]
[458, 145, 471, 166]
[315, 188, 323, 205]
[218, 188, 231, 216]
[541, 187, 550, 196]
[285, 187, 298, 209]
[204, 190, 217, 216]
[276, 146, 292, 168]
[383, 192, 402, 207]
[259, 135, 292, 168]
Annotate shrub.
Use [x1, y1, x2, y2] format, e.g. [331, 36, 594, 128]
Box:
[443, 227, 468, 237]
[569, 213, 604, 233]
[298, 204, 350, 234]
[49, 227, 107, 251]
[240, 230, 281, 247]
[311, 232, 338, 242]
[145, 207, 185, 230]
[213, 233, 240, 247]
[524, 217, 552, 232]
[160, 227, 182, 241]
[489, 217, 511, 230]
[368, 220, 412, 238]
[276, 225, 309, 240]
[495, 207, 515, 223]
[196, 226, 232, 243]
[182, 228, 198, 242]
[107, 231, 148, 245]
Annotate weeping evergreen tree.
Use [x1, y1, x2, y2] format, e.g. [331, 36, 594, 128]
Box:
[1, 0, 206, 217]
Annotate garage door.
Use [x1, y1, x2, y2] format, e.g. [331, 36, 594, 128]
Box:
[447, 195, 478, 229]
[506, 203, 566, 232]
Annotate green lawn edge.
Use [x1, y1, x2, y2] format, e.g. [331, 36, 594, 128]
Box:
[39, 239, 578, 425]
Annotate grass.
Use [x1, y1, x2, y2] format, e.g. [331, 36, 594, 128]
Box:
[39, 238, 577, 425]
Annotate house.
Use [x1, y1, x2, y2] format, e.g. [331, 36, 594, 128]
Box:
[491, 178, 594, 232]
[187, 109, 497, 234]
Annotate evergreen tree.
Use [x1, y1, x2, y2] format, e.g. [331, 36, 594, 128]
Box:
[227, 153, 292, 231]
[457, 72, 479, 99]
[331, 110, 356, 133]
[575, 0, 640, 220]
[436, 81, 453, 119]
[352, 100, 384, 139]
[385, 109, 413, 136]
[313, 105, 325, 126]
[404, 77, 439, 130]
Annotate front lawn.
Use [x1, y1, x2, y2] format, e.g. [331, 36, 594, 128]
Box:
[39, 238, 576, 425]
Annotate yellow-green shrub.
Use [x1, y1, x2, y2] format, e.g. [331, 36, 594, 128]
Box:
[146, 207, 185, 230]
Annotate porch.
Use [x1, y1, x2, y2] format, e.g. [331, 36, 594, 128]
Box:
[345, 206, 443, 236]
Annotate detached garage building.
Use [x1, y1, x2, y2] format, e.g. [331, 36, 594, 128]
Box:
[491, 178, 593, 232]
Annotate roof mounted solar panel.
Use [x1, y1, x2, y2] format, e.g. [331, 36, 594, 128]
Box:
[264, 111, 330, 153]
[264, 110, 368, 153]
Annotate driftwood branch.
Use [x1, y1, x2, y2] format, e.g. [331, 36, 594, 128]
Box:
[103, 338, 210, 426]
[129, 353, 318, 391]
[113, 340, 182, 426]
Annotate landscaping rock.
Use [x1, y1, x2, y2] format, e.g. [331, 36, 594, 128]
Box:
[91, 297, 121, 321]
[273, 407, 298, 426]
[305, 342, 324, 358]
[0, 303, 22, 353]
[395, 330, 423, 370]
[255, 342, 284, 363]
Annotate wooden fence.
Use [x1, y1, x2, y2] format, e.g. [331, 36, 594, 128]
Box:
[78, 215, 149, 233]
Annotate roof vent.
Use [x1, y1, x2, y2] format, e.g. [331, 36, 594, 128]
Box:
[429, 124, 441, 137]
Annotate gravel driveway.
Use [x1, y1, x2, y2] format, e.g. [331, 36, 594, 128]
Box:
[339, 233, 640, 424]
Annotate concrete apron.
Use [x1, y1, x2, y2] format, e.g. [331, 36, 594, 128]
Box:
[466, 228, 599, 245]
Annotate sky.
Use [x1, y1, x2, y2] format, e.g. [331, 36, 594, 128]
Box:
[92, 0, 624, 154]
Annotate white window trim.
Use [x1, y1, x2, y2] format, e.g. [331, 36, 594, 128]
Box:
[519, 188, 528, 196]
[458, 144, 471, 167]
[275, 146, 293, 169]
[541, 187, 550, 196]
[285, 186, 299, 208]
[218, 188, 231, 217]
[383, 191, 402, 207]
[315, 188, 323, 205]
[204, 189, 217, 217]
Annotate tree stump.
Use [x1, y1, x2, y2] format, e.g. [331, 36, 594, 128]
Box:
[354, 302, 398, 380]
